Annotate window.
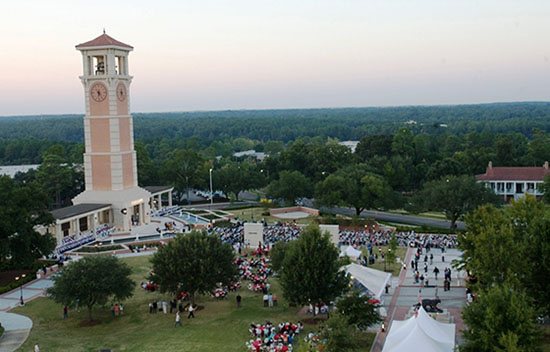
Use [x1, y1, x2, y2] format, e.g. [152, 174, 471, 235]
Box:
[79, 217, 88, 232]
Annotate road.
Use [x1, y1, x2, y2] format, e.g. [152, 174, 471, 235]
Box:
[328, 207, 465, 230]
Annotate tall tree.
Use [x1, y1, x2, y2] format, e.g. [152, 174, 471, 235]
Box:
[461, 282, 540, 352]
[315, 165, 392, 215]
[161, 149, 207, 204]
[0, 176, 55, 267]
[413, 175, 501, 229]
[47, 255, 135, 322]
[150, 231, 237, 304]
[35, 153, 74, 209]
[279, 226, 348, 309]
[337, 291, 381, 330]
[459, 197, 550, 315]
[267, 170, 312, 205]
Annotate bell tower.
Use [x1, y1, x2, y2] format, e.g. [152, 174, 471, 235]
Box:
[73, 32, 151, 231]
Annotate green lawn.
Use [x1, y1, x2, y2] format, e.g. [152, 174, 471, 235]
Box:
[230, 207, 318, 226]
[13, 255, 374, 352]
[360, 246, 408, 276]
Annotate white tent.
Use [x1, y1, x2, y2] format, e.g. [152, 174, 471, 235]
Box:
[382, 306, 455, 352]
[340, 246, 363, 260]
[343, 263, 391, 300]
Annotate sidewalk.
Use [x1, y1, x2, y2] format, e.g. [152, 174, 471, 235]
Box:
[371, 247, 467, 352]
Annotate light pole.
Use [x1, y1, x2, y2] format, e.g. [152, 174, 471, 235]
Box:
[15, 274, 26, 305]
[209, 168, 213, 209]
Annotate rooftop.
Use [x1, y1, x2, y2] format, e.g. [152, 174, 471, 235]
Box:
[76, 32, 133, 50]
[51, 203, 111, 220]
[144, 186, 174, 194]
[476, 161, 550, 181]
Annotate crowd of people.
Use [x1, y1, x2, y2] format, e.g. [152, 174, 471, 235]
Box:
[208, 223, 457, 252]
[246, 321, 303, 352]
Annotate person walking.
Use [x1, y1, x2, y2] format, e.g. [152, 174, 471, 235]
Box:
[175, 312, 182, 327]
[34, 344, 40, 352]
[188, 304, 195, 319]
[433, 266, 440, 280]
[236, 294, 242, 308]
[268, 293, 273, 307]
[63, 305, 68, 319]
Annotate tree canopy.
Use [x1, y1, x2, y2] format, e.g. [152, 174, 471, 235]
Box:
[150, 231, 237, 304]
[413, 175, 501, 228]
[279, 226, 348, 307]
[47, 255, 135, 322]
[0, 175, 55, 268]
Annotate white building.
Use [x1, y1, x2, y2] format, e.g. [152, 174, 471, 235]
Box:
[476, 161, 550, 201]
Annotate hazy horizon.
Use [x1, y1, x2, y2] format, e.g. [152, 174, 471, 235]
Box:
[2, 0, 550, 115]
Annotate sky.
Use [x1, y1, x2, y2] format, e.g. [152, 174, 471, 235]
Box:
[1, 0, 550, 115]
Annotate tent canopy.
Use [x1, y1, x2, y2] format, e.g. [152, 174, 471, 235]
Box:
[382, 306, 455, 352]
[340, 246, 362, 259]
[343, 263, 391, 300]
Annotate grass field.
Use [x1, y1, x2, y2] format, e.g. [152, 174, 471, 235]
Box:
[359, 246, 408, 276]
[13, 255, 374, 352]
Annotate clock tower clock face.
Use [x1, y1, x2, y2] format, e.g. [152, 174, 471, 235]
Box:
[117, 83, 127, 102]
[90, 83, 107, 102]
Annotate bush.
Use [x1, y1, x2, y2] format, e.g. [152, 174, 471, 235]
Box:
[0, 273, 35, 294]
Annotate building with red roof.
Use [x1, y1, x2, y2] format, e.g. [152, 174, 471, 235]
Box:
[475, 161, 550, 201]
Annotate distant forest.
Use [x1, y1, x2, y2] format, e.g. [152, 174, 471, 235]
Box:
[2, 102, 550, 165]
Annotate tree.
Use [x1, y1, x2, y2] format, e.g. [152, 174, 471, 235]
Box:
[279, 226, 348, 309]
[459, 197, 550, 316]
[386, 235, 397, 267]
[461, 282, 540, 352]
[0, 176, 55, 267]
[270, 240, 293, 272]
[267, 170, 312, 205]
[150, 231, 237, 304]
[135, 142, 156, 186]
[413, 175, 501, 229]
[315, 165, 392, 215]
[213, 161, 264, 201]
[319, 313, 358, 352]
[47, 255, 134, 322]
[35, 152, 74, 208]
[161, 149, 207, 204]
[337, 291, 381, 330]
[540, 175, 550, 204]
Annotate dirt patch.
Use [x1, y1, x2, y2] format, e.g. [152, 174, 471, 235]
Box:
[0, 269, 34, 287]
[79, 319, 102, 327]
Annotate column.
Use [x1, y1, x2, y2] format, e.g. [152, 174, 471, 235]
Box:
[93, 212, 98, 238]
[168, 190, 173, 206]
[157, 194, 162, 210]
[55, 223, 63, 246]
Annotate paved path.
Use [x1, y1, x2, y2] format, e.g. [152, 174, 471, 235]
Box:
[0, 312, 33, 352]
[327, 207, 466, 230]
[371, 247, 467, 351]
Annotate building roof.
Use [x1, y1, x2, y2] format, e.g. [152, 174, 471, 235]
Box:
[476, 161, 550, 181]
[51, 203, 111, 220]
[76, 33, 133, 50]
[144, 186, 174, 194]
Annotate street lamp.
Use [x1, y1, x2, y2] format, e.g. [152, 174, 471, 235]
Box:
[15, 274, 26, 305]
[209, 168, 213, 208]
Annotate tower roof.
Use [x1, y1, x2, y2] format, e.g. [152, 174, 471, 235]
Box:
[76, 32, 133, 50]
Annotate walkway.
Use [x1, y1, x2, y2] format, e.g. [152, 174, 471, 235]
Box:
[372, 247, 467, 351]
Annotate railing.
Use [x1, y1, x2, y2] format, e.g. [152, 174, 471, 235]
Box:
[55, 224, 115, 254]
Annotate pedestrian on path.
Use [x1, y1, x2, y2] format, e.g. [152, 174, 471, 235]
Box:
[175, 312, 182, 327]
[433, 266, 440, 280]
